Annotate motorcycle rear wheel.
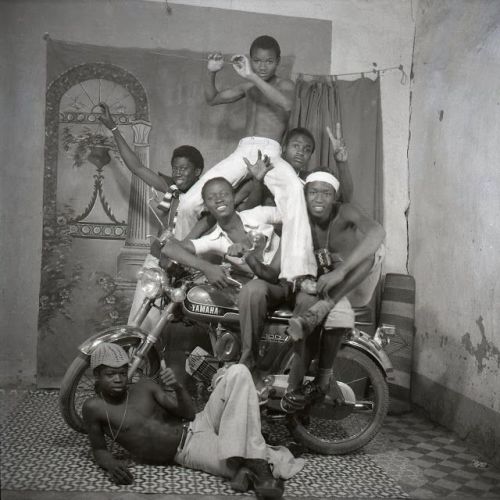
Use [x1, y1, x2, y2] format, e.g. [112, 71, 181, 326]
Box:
[289, 345, 389, 454]
[59, 340, 160, 433]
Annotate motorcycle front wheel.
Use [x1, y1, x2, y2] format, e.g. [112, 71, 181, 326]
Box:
[59, 339, 160, 433]
[289, 345, 389, 454]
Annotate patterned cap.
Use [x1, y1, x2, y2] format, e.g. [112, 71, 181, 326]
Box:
[90, 343, 129, 370]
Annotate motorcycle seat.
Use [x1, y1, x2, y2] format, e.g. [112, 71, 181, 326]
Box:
[267, 305, 375, 325]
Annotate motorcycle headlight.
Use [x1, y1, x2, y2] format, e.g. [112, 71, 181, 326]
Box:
[138, 267, 168, 298]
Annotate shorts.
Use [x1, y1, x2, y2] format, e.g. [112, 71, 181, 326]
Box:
[324, 244, 385, 329]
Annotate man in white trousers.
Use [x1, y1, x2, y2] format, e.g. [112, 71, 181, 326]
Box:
[174, 35, 316, 282]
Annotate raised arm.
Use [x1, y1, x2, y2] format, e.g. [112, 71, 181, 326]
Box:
[204, 52, 248, 106]
[152, 366, 196, 420]
[236, 149, 275, 211]
[82, 400, 134, 485]
[233, 178, 266, 211]
[326, 124, 353, 203]
[98, 103, 170, 193]
[232, 55, 294, 112]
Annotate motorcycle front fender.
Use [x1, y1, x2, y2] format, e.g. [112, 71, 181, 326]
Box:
[78, 325, 152, 356]
[344, 331, 395, 382]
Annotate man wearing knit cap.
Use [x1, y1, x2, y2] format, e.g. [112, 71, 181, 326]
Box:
[280, 170, 386, 412]
[83, 343, 301, 497]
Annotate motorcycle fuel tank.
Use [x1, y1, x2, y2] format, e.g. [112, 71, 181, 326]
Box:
[184, 284, 240, 321]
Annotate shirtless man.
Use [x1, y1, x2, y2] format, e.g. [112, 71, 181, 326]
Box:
[174, 35, 316, 282]
[83, 343, 288, 498]
[234, 126, 353, 370]
[280, 171, 385, 411]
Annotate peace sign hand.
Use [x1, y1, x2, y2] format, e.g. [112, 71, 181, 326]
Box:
[326, 123, 348, 163]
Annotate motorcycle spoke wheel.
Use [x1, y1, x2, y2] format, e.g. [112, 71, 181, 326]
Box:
[59, 341, 160, 433]
[289, 346, 389, 455]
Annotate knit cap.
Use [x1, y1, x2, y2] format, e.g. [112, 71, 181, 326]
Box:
[90, 343, 129, 370]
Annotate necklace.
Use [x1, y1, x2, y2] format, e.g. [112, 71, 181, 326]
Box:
[313, 218, 332, 251]
[102, 390, 129, 442]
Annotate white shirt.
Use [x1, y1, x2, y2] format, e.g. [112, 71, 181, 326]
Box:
[191, 206, 281, 265]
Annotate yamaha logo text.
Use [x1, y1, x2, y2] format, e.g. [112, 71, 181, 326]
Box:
[188, 303, 221, 316]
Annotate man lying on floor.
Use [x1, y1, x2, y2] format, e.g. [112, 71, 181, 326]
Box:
[82, 343, 303, 498]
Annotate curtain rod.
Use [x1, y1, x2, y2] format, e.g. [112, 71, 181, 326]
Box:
[299, 65, 408, 85]
[43, 34, 407, 85]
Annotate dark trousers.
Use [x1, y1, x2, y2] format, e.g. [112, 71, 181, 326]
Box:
[238, 279, 290, 369]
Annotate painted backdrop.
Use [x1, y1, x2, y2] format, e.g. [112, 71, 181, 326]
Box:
[38, 39, 297, 384]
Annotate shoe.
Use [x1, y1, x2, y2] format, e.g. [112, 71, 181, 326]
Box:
[242, 459, 284, 499]
[281, 381, 327, 413]
[230, 466, 251, 492]
[302, 380, 328, 405]
[280, 388, 307, 413]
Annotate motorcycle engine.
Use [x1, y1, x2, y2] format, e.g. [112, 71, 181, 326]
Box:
[257, 323, 291, 371]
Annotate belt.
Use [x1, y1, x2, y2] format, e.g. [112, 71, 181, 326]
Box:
[178, 421, 191, 451]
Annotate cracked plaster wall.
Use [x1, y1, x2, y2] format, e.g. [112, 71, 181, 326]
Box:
[408, 0, 500, 461]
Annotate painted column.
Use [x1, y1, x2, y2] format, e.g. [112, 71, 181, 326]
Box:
[117, 120, 152, 282]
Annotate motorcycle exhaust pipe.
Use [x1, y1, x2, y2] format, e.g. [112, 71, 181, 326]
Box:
[353, 401, 375, 412]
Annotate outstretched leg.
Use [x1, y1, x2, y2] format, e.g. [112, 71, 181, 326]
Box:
[175, 365, 266, 474]
[175, 365, 284, 497]
[263, 156, 316, 280]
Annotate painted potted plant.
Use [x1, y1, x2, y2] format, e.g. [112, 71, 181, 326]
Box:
[62, 126, 118, 169]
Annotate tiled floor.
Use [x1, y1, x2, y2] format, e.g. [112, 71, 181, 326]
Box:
[364, 411, 500, 498]
[1, 388, 499, 499]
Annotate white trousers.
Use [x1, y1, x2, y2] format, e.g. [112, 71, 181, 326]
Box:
[175, 137, 316, 280]
[174, 364, 267, 478]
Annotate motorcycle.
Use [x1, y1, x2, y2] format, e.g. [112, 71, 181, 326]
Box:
[59, 260, 396, 455]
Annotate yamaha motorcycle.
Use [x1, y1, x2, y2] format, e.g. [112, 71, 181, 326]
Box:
[59, 260, 396, 455]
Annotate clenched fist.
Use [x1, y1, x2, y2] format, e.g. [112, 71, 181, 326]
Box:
[207, 52, 224, 73]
